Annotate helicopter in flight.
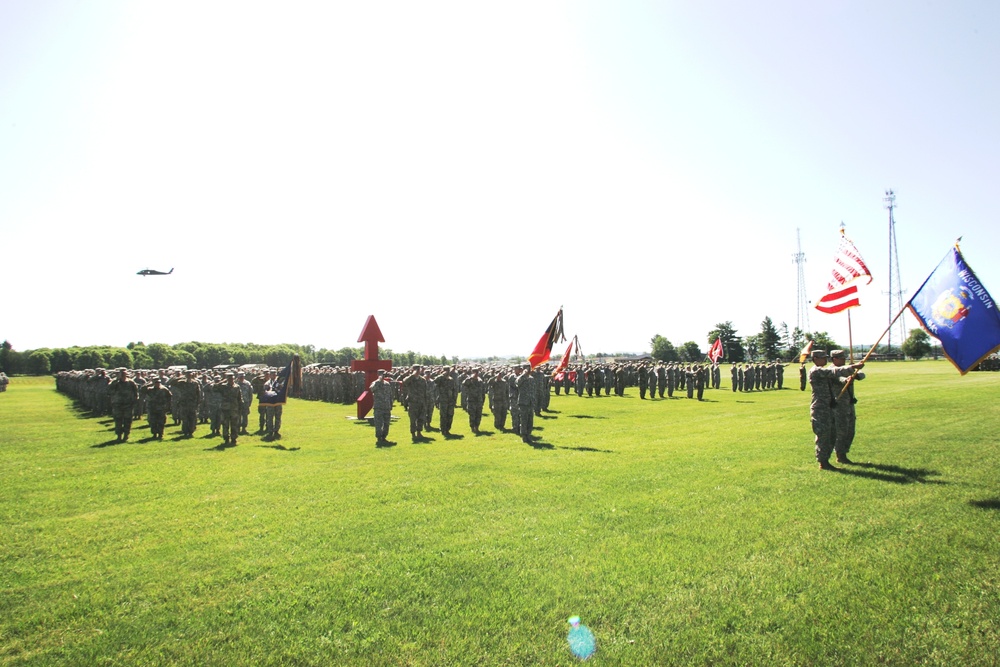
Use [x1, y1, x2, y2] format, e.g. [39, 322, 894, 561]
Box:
[136, 268, 174, 276]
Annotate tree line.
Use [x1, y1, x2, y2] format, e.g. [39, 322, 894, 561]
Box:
[0, 340, 455, 376]
[648, 318, 938, 363]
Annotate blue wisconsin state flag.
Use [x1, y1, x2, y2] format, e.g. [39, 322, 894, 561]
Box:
[258, 356, 303, 406]
[907, 246, 1000, 374]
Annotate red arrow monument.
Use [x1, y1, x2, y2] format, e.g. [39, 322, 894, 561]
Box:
[350, 315, 392, 419]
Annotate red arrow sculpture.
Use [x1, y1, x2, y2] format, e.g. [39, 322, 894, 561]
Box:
[350, 315, 392, 419]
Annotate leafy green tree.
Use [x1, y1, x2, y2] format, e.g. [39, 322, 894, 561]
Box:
[706, 322, 744, 362]
[133, 351, 155, 369]
[146, 343, 172, 368]
[105, 348, 134, 369]
[166, 350, 198, 368]
[679, 341, 702, 362]
[744, 334, 760, 361]
[902, 328, 932, 360]
[651, 334, 679, 362]
[789, 327, 807, 359]
[28, 350, 52, 375]
[805, 331, 838, 353]
[0, 340, 12, 374]
[759, 316, 782, 361]
[50, 348, 74, 372]
[74, 348, 108, 370]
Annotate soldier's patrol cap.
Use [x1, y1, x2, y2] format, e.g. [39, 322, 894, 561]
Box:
[224, 372, 234, 377]
[830, 350, 846, 359]
[811, 349, 828, 359]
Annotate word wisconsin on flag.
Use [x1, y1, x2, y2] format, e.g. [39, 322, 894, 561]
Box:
[907, 246, 1000, 374]
[816, 229, 872, 314]
[528, 309, 565, 369]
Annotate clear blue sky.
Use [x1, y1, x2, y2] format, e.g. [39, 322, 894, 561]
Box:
[3, 1, 998, 358]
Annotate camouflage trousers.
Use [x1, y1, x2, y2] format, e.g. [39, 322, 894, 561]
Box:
[811, 408, 835, 463]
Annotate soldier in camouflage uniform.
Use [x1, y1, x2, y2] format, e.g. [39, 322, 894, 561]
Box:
[462, 368, 486, 434]
[236, 372, 254, 435]
[507, 367, 521, 434]
[144, 376, 172, 440]
[489, 371, 509, 430]
[108, 369, 138, 442]
[370, 369, 394, 446]
[173, 370, 203, 437]
[401, 366, 428, 439]
[435, 367, 459, 437]
[830, 350, 865, 464]
[809, 350, 864, 470]
[516, 364, 536, 443]
[216, 373, 245, 446]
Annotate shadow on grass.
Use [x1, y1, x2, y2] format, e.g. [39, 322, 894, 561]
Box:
[968, 498, 1000, 510]
[556, 445, 615, 453]
[260, 443, 301, 452]
[527, 439, 554, 450]
[566, 415, 608, 420]
[840, 462, 946, 485]
[91, 439, 124, 448]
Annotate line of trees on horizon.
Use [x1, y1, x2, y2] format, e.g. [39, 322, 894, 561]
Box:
[0, 340, 457, 376]
[649, 318, 940, 364]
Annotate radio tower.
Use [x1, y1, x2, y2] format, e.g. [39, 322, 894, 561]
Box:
[885, 189, 907, 353]
[793, 228, 810, 334]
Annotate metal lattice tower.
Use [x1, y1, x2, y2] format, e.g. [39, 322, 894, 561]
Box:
[793, 228, 810, 333]
[884, 189, 907, 352]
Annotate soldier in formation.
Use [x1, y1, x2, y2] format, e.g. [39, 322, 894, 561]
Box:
[108, 368, 138, 442]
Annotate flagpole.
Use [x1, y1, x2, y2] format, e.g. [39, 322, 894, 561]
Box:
[847, 310, 854, 363]
[838, 301, 909, 398]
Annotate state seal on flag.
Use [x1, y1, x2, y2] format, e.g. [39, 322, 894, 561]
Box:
[931, 287, 973, 329]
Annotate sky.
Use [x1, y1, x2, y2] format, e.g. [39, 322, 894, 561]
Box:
[2, 1, 999, 359]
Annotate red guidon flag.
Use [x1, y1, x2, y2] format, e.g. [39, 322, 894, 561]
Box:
[815, 228, 872, 314]
[708, 338, 723, 363]
[553, 336, 575, 375]
[528, 308, 565, 369]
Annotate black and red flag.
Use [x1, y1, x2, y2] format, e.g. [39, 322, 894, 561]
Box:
[528, 308, 566, 369]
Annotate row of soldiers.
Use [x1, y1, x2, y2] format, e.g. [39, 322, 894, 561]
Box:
[368, 363, 549, 446]
[55, 367, 287, 444]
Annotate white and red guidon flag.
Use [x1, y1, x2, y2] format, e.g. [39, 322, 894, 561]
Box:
[708, 338, 723, 364]
[815, 229, 872, 314]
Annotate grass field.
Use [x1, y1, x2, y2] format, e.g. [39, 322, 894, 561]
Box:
[2, 363, 999, 666]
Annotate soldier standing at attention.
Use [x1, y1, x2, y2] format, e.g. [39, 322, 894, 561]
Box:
[236, 372, 254, 435]
[462, 368, 486, 434]
[262, 369, 284, 441]
[830, 350, 865, 464]
[489, 371, 509, 431]
[216, 373, 244, 446]
[108, 368, 138, 442]
[174, 370, 202, 437]
[435, 367, 459, 437]
[401, 365, 428, 440]
[370, 369, 394, 446]
[638, 362, 648, 399]
[516, 363, 536, 443]
[144, 376, 172, 440]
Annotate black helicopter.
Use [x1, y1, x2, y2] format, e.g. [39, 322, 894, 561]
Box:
[137, 268, 174, 276]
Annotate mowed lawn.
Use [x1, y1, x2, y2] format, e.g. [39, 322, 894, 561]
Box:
[2, 363, 999, 666]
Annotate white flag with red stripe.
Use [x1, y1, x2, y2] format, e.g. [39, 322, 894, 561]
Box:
[815, 229, 872, 314]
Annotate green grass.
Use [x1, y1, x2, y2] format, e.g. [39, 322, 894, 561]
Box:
[2, 363, 999, 666]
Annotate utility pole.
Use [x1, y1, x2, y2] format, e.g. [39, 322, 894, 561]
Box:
[793, 228, 810, 334]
